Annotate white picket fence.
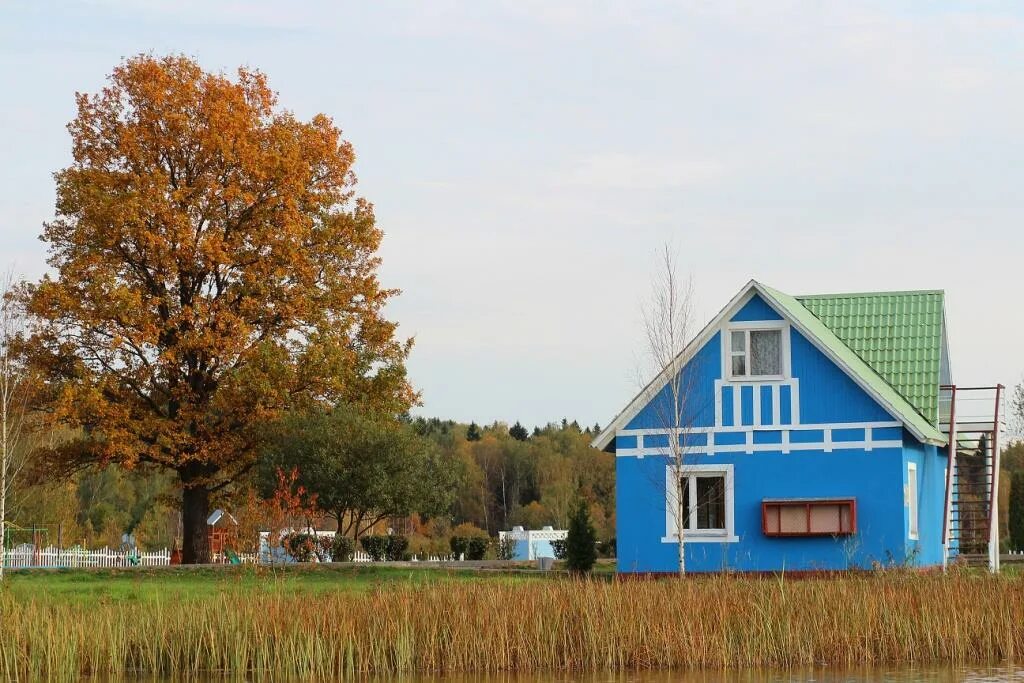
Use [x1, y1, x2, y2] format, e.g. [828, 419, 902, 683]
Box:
[2, 544, 455, 569]
[3, 545, 171, 569]
[347, 550, 455, 563]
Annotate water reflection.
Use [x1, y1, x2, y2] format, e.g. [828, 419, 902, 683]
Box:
[102, 665, 1024, 682]
[511, 666, 1024, 682]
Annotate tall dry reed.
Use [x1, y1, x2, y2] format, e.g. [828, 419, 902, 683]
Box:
[1, 572, 1021, 680]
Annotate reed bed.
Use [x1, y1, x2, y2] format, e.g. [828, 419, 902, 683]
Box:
[1, 572, 1022, 680]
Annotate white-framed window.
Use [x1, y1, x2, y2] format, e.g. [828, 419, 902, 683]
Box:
[664, 464, 737, 543]
[727, 324, 786, 380]
[907, 462, 919, 540]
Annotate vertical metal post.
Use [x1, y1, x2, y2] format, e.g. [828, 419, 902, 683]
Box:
[988, 384, 1004, 573]
[942, 385, 957, 570]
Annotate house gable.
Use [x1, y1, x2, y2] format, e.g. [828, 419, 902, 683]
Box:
[730, 293, 783, 322]
[592, 281, 945, 452]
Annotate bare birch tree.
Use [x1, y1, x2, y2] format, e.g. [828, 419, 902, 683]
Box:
[0, 271, 29, 582]
[641, 245, 699, 577]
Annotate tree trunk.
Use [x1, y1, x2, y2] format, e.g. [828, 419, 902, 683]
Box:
[181, 484, 211, 564]
[677, 475, 686, 577]
[0, 429, 6, 583]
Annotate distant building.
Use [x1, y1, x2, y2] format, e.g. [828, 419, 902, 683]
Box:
[500, 526, 567, 560]
[593, 281, 1003, 573]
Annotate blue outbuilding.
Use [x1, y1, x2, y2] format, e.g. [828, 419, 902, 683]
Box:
[593, 281, 1002, 573]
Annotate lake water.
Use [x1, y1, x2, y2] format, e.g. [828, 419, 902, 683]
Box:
[106, 665, 1024, 682]
[431, 668, 1022, 682]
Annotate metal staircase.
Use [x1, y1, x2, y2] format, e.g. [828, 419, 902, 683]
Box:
[940, 385, 1006, 572]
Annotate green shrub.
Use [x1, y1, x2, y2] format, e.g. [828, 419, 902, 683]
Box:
[386, 535, 410, 561]
[565, 499, 598, 573]
[282, 533, 319, 562]
[466, 536, 489, 561]
[449, 536, 469, 559]
[360, 535, 388, 561]
[550, 539, 567, 560]
[408, 534, 449, 560]
[331, 535, 355, 562]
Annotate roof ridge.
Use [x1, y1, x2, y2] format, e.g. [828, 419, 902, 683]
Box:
[796, 289, 944, 299]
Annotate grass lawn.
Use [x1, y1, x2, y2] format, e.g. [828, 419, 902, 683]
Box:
[0, 561, 613, 603]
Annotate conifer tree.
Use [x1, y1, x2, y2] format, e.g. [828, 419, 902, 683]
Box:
[1010, 471, 1024, 551]
[509, 421, 529, 441]
[565, 498, 598, 573]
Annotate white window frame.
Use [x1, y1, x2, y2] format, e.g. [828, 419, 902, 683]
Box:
[907, 462, 919, 540]
[662, 464, 737, 543]
[724, 320, 790, 382]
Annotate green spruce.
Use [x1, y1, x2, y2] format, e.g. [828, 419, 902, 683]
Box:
[1010, 471, 1024, 551]
[565, 498, 598, 574]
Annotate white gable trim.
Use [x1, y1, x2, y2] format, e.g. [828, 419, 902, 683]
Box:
[591, 280, 935, 452]
[591, 280, 759, 451]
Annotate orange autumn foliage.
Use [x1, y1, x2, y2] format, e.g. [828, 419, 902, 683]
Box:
[21, 55, 417, 562]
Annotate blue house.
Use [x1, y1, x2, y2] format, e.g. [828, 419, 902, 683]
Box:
[592, 280, 993, 573]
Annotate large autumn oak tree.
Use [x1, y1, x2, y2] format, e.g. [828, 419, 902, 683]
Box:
[22, 55, 417, 563]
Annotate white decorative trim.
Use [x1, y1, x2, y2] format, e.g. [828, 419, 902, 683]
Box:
[907, 461, 919, 540]
[753, 386, 762, 427]
[613, 421, 903, 458]
[618, 439, 902, 458]
[661, 535, 740, 544]
[618, 421, 901, 437]
[772, 384, 781, 425]
[714, 377, 799, 429]
[714, 386, 722, 427]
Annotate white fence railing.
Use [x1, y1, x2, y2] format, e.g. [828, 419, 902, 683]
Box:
[3, 544, 456, 569]
[3, 545, 171, 569]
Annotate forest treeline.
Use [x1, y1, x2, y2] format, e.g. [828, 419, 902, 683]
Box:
[6, 417, 614, 554]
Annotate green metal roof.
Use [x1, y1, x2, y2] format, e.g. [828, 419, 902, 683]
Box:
[795, 291, 944, 425]
[757, 284, 946, 445]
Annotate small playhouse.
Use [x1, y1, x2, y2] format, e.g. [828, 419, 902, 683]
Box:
[206, 509, 237, 562]
[499, 526, 568, 561]
[593, 281, 1004, 573]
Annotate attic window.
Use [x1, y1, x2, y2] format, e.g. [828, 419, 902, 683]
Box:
[729, 328, 783, 379]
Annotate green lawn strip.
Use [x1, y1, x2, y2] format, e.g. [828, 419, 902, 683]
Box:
[0, 563, 561, 603]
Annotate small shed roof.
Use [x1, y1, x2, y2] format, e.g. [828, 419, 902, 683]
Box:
[207, 509, 237, 527]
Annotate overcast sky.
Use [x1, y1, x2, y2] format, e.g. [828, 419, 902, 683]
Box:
[1, 1, 1021, 429]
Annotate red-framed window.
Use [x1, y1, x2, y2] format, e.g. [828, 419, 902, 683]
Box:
[761, 498, 856, 537]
